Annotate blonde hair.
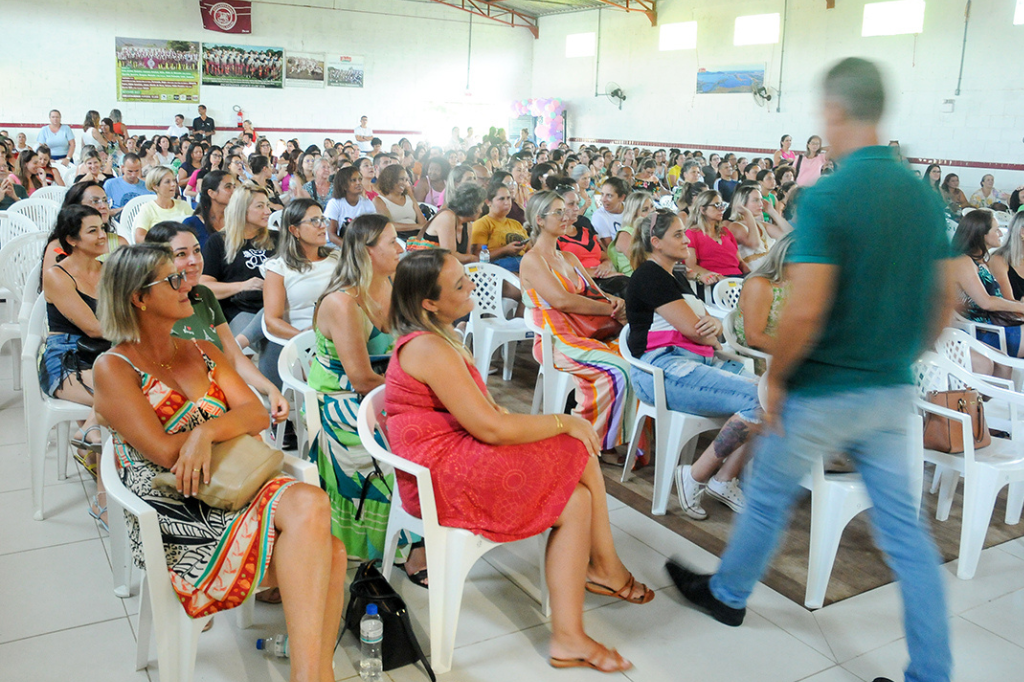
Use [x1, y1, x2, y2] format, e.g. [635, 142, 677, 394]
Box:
[524, 190, 562, 240]
[318, 214, 390, 324]
[97, 244, 174, 344]
[145, 165, 175, 192]
[222, 182, 273, 263]
[389, 249, 464, 347]
[620, 191, 653, 232]
[685, 190, 723, 239]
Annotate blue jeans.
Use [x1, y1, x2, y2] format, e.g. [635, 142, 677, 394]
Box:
[633, 346, 761, 423]
[492, 255, 522, 273]
[977, 325, 1021, 356]
[709, 386, 951, 682]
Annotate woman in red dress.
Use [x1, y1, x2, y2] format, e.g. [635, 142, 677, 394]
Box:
[384, 249, 652, 673]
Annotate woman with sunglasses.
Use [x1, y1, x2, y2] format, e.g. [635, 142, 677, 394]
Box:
[93, 245, 346, 681]
[627, 210, 761, 520]
[683, 190, 748, 287]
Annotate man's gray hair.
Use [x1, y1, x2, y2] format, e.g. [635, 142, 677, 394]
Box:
[823, 57, 886, 123]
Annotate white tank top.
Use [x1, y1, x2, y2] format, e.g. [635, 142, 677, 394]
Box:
[379, 194, 418, 224]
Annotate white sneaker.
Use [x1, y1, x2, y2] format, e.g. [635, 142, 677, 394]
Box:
[706, 477, 745, 513]
[675, 465, 707, 520]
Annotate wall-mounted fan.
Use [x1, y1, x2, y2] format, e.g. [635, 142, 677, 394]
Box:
[603, 82, 626, 110]
[753, 85, 779, 108]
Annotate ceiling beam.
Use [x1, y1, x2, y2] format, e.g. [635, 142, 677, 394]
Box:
[595, 0, 657, 26]
[425, 0, 539, 37]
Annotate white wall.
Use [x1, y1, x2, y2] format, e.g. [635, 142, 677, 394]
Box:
[0, 0, 534, 151]
[532, 0, 1024, 190]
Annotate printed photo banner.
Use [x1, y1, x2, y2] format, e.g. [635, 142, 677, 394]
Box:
[285, 52, 325, 88]
[115, 38, 200, 103]
[202, 43, 283, 88]
[326, 55, 364, 88]
[696, 64, 765, 95]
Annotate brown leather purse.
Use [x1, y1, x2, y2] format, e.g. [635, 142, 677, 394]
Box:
[922, 389, 991, 454]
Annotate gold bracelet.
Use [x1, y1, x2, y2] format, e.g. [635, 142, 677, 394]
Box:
[554, 414, 563, 432]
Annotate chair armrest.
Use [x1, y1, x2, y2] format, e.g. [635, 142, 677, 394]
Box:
[281, 454, 318, 484]
[914, 397, 975, 424]
[715, 347, 755, 374]
[704, 303, 730, 320]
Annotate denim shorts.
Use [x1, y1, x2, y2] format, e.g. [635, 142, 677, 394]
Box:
[977, 325, 1021, 356]
[39, 333, 81, 397]
[632, 346, 761, 424]
[492, 256, 522, 274]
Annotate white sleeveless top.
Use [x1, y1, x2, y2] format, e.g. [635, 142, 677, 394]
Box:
[379, 193, 418, 224]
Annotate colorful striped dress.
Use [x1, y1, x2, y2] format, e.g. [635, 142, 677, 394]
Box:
[307, 319, 396, 561]
[110, 345, 297, 619]
[524, 267, 635, 451]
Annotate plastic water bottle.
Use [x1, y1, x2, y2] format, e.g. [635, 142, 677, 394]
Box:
[359, 604, 384, 681]
[256, 634, 289, 658]
[479, 245, 490, 263]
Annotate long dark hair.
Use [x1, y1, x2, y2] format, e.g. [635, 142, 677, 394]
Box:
[952, 209, 995, 259]
[331, 165, 360, 200]
[62, 180, 104, 210]
[196, 170, 230, 226]
[922, 164, 941, 191]
[389, 249, 459, 343]
[48, 205, 102, 256]
[144, 220, 198, 246]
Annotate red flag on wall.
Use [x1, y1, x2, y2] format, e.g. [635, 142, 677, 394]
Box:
[200, 1, 252, 34]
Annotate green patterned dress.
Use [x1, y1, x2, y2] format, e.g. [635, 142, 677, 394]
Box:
[307, 315, 396, 560]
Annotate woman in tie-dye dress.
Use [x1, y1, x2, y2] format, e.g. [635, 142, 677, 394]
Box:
[520, 191, 635, 453]
[93, 244, 346, 680]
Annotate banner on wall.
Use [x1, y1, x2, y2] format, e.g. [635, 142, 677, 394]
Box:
[285, 52, 325, 88]
[326, 55, 364, 88]
[695, 64, 765, 94]
[199, 0, 252, 34]
[115, 38, 201, 103]
[202, 43, 283, 88]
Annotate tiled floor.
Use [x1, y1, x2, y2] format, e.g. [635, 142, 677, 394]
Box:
[2, 349, 1024, 682]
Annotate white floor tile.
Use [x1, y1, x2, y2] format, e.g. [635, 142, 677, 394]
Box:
[0, 441, 89, 495]
[813, 580, 904, 663]
[998, 536, 1024, 561]
[608, 504, 722, 573]
[747, 584, 837, 662]
[0, 482, 96, 556]
[0, 618, 145, 682]
[959, 588, 1024, 648]
[798, 666, 867, 682]
[606, 492, 626, 512]
[0, 406, 27, 444]
[842, 616, 1024, 682]
[942, 544, 1024, 615]
[0, 539, 126, 644]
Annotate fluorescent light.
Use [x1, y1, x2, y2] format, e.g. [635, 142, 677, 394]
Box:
[733, 13, 780, 46]
[862, 0, 926, 37]
[1016, 0, 1024, 25]
[565, 32, 596, 58]
[660, 21, 698, 51]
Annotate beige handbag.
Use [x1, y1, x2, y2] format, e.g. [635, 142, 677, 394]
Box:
[153, 434, 284, 511]
[922, 389, 991, 454]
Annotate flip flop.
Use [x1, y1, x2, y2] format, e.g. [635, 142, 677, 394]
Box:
[549, 644, 632, 673]
[255, 587, 282, 604]
[88, 494, 109, 533]
[404, 567, 428, 589]
[73, 452, 98, 480]
[585, 573, 655, 604]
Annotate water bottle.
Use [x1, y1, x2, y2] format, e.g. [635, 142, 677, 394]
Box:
[256, 634, 289, 658]
[479, 245, 490, 263]
[359, 604, 384, 681]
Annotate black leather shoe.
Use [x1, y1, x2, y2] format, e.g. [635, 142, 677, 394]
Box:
[665, 558, 745, 626]
[871, 678, 895, 682]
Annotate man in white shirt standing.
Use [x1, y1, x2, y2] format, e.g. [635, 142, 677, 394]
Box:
[354, 115, 373, 155]
[166, 114, 189, 139]
[590, 177, 629, 248]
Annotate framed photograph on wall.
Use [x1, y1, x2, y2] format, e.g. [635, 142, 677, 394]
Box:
[202, 43, 283, 88]
[285, 52, 324, 88]
[326, 55, 364, 88]
[115, 38, 200, 102]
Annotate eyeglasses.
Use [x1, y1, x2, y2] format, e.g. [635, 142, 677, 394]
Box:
[542, 209, 566, 218]
[300, 216, 329, 227]
[82, 196, 108, 207]
[709, 202, 726, 210]
[142, 271, 187, 291]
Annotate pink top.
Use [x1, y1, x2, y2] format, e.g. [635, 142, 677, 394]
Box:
[686, 227, 743, 277]
[796, 153, 827, 187]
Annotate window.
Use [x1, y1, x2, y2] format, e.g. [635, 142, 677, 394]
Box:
[1016, 0, 1024, 24]
[862, 0, 926, 37]
[733, 13, 780, 46]
[565, 32, 596, 58]
[659, 21, 698, 51]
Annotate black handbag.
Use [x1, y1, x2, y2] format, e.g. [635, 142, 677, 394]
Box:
[76, 336, 112, 368]
[340, 560, 435, 681]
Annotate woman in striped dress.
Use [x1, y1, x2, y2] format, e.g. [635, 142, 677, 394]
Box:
[520, 191, 635, 453]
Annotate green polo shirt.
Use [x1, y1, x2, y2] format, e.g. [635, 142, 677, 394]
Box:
[786, 145, 949, 395]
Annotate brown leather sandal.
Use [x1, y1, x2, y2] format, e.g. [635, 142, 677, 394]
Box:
[585, 573, 655, 604]
[550, 644, 632, 673]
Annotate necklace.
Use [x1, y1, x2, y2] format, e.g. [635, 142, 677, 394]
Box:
[156, 339, 179, 371]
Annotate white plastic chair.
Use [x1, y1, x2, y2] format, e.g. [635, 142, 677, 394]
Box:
[102, 437, 318, 681]
[913, 352, 1024, 579]
[0, 232, 48, 389]
[711, 277, 744, 310]
[0, 211, 44, 319]
[268, 209, 283, 231]
[23, 295, 93, 520]
[32, 184, 68, 204]
[59, 163, 77, 187]
[463, 262, 533, 384]
[116, 194, 156, 245]
[276, 329, 319, 457]
[19, 262, 43, 345]
[721, 309, 772, 369]
[616, 325, 730, 515]
[523, 314, 575, 415]
[951, 311, 1007, 354]
[10, 197, 60, 232]
[356, 387, 549, 674]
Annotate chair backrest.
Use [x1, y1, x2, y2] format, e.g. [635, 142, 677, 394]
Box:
[935, 327, 976, 373]
[357, 387, 439, 530]
[20, 261, 43, 338]
[0, 210, 43, 245]
[118, 194, 157, 244]
[22, 296, 48, 412]
[0, 232, 48, 309]
[721, 309, 771, 363]
[32, 184, 68, 204]
[268, 210, 283, 231]
[464, 262, 521, 321]
[59, 163, 77, 186]
[9, 198, 60, 232]
[712, 277, 744, 310]
[279, 329, 318, 386]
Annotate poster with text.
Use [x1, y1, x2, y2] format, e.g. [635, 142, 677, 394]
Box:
[326, 55, 364, 88]
[695, 64, 764, 94]
[285, 52, 325, 88]
[202, 43, 283, 88]
[115, 38, 200, 103]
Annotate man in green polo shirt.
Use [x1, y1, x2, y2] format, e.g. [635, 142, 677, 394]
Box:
[666, 58, 953, 682]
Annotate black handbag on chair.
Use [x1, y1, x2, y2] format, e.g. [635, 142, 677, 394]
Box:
[339, 559, 436, 681]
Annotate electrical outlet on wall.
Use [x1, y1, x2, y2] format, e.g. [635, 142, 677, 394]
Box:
[942, 99, 956, 113]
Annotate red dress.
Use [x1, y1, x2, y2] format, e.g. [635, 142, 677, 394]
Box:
[385, 332, 590, 543]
